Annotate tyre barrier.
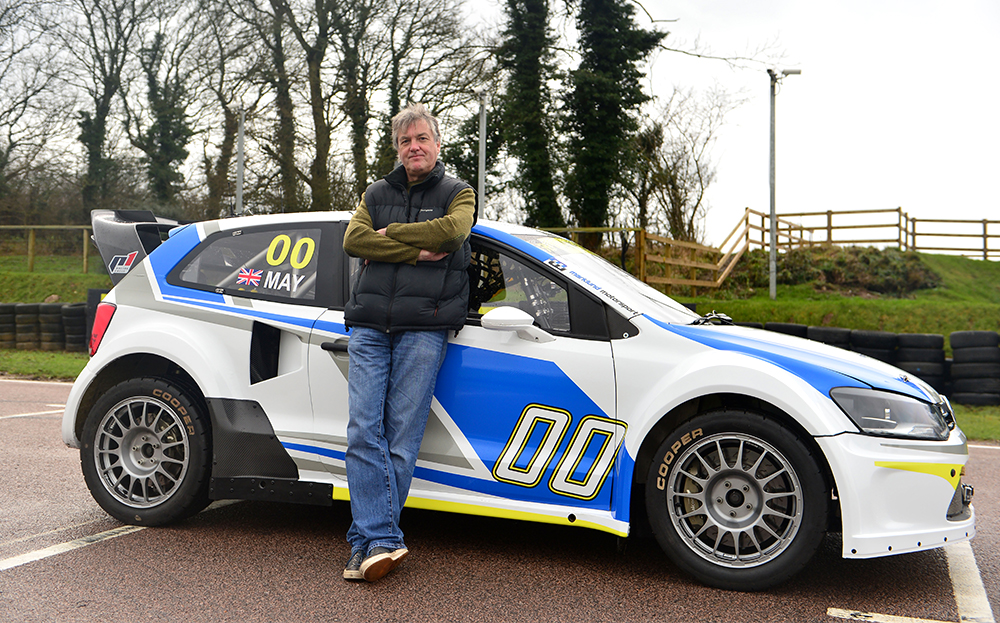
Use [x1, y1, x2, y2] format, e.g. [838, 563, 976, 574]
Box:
[806, 326, 851, 348]
[949, 331, 1000, 406]
[850, 330, 897, 365]
[896, 333, 947, 393]
[0, 303, 14, 349]
[757, 323, 1000, 405]
[0, 302, 90, 353]
[764, 322, 808, 338]
[14, 303, 40, 350]
[62, 303, 88, 353]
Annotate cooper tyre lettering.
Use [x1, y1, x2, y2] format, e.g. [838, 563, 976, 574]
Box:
[645, 411, 827, 591]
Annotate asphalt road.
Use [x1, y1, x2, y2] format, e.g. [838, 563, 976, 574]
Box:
[1, 377, 997, 623]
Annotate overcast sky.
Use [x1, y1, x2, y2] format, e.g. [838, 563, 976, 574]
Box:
[649, 0, 1000, 248]
[470, 1, 1000, 249]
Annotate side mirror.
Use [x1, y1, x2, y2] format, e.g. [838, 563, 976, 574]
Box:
[480, 306, 556, 343]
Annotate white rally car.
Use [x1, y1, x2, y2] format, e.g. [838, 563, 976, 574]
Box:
[62, 209, 975, 591]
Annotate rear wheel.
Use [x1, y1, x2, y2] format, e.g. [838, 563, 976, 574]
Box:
[81, 377, 212, 525]
[645, 410, 828, 591]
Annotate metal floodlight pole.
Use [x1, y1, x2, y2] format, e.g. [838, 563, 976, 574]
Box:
[236, 107, 245, 216]
[768, 68, 800, 300]
[475, 87, 488, 210]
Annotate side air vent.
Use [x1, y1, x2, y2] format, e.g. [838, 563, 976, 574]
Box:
[250, 322, 281, 384]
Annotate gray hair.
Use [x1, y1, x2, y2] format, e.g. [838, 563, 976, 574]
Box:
[392, 103, 441, 149]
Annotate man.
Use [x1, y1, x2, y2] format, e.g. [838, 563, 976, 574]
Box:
[341, 103, 476, 582]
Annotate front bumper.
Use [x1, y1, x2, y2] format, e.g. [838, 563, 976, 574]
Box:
[817, 430, 975, 559]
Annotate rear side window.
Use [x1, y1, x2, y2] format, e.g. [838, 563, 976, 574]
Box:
[171, 227, 323, 303]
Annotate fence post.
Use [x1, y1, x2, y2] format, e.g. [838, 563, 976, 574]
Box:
[985, 219, 989, 261]
[910, 218, 917, 251]
[897, 207, 904, 250]
[27, 228, 36, 272]
[826, 210, 833, 243]
[636, 229, 646, 282]
[82, 228, 89, 274]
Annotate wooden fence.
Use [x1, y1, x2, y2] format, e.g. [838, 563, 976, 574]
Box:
[0, 225, 93, 273]
[3, 208, 996, 287]
[558, 207, 998, 293]
[763, 207, 999, 260]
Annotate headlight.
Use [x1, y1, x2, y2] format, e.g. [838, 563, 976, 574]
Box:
[830, 387, 952, 441]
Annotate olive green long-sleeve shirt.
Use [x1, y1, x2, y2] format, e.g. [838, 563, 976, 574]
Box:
[343, 187, 475, 265]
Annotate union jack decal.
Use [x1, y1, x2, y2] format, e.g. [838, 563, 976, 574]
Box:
[236, 267, 262, 287]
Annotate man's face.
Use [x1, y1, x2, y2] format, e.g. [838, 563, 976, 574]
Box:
[397, 119, 440, 182]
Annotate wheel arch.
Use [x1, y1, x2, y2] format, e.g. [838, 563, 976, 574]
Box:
[72, 353, 207, 443]
[628, 392, 840, 535]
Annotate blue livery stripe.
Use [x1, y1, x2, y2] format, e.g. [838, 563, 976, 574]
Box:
[654, 319, 932, 401]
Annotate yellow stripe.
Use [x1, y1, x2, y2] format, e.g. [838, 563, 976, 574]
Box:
[873, 462, 962, 488]
[330, 486, 627, 537]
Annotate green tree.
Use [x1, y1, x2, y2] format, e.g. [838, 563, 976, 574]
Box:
[129, 31, 194, 204]
[497, 0, 561, 228]
[564, 0, 662, 249]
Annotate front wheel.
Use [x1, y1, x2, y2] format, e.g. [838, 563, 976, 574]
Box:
[645, 410, 828, 591]
[81, 377, 212, 526]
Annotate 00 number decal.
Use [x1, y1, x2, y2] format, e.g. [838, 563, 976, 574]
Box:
[267, 234, 316, 269]
[492, 405, 626, 501]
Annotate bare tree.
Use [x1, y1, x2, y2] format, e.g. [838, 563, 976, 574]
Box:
[226, 0, 300, 211]
[370, 0, 495, 180]
[58, 0, 152, 217]
[617, 86, 742, 243]
[281, 0, 337, 210]
[0, 0, 70, 222]
[189, 0, 257, 218]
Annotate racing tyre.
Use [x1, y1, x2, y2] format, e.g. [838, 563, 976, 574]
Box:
[952, 347, 1000, 364]
[896, 361, 945, 377]
[949, 331, 999, 350]
[764, 322, 808, 338]
[952, 378, 1000, 394]
[645, 411, 827, 591]
[895, 348, 945, 363]
[897, 333, 944, 350]
[950, 363, 1000, 379]
[950, 393, 1000, 406]
[850, 330, 897, 351]
[81, 377, 212, 526]
[806, 326, 851, 347]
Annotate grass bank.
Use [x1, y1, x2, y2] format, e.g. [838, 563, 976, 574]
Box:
[0, 255, 111, 303]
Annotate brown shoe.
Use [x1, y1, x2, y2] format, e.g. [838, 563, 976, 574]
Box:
[360, 546, 409, 582]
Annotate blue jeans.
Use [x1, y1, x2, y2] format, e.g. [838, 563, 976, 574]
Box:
[345, 327, 449, 556]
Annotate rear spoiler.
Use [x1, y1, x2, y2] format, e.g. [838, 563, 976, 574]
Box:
[91, 209, 189, 285]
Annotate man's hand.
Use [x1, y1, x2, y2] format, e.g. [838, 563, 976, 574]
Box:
[377, 225, 445, 262]
[418, 249, 447, 262]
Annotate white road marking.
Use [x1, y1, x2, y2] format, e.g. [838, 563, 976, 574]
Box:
[0, 519, 105, 548]
[829, 542, 996, 623]
[0, 409, 64, 420]
[0, 501, 241, 573]
[946, 541, 996, 623]
[828, 608, 952, 623]
[0, 525, 146, 572]
[968, 444, 1000, 450]
[0, 378, 72, 386]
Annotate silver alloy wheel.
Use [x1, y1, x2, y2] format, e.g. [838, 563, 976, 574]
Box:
[666, 432, 803, 568]
[93, 396, 191, 508]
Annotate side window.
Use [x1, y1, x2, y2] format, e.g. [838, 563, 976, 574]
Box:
[468, 244, 570, 333]
[174, 228, 322, 303]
